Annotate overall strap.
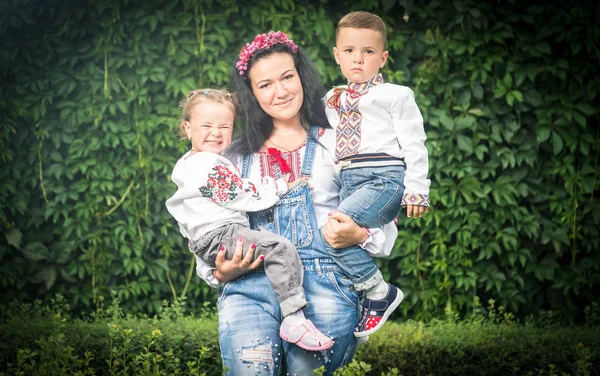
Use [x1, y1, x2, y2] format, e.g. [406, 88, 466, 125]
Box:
[299, 126, 319, 178]
[240, 154, 253, 179]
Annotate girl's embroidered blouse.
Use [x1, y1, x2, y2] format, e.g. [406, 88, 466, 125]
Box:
[166, 151, 288, 242]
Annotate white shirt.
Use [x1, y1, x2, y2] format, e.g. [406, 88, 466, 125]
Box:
[191, 129, 398, 286]
[165, 150, 287, 241]
[325, 80, 431, 203]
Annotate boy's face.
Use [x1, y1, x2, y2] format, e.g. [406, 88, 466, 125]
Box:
[185, 101, 234, 154]
[333, 27, 388, 84]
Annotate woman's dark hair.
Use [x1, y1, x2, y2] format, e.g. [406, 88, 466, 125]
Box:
[227, 42, 330, 156]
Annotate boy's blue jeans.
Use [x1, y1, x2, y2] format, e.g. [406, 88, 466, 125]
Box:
[323, 165, 406, 290]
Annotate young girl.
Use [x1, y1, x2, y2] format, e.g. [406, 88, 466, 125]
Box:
[165, 88, 334, 351]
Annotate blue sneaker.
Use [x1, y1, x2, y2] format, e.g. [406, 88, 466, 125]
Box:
[354, 283, 403, 338]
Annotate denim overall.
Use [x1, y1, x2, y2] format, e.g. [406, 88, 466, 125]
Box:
[217, 126, 360, 375]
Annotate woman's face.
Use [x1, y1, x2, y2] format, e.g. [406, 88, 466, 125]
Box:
[248, 53, 304, 126]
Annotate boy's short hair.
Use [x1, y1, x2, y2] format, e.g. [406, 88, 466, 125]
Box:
[336, 11, 387, 48]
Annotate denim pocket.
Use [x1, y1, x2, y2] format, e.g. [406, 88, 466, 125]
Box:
[217, 282, 229, 303]
[274, 195, 313, 248]
[327, 270, 359, 309]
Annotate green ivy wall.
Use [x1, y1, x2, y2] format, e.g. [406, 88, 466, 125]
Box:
[1, 0, 598, 322]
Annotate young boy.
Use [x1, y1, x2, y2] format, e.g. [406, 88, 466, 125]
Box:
[323, 11, 431, 337]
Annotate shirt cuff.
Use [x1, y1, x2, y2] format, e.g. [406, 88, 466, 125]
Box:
[274, 178, 289, 196]
[195, 255, 221, 288]
[359, 227, 373, 248]
[402, 192, 430, 207]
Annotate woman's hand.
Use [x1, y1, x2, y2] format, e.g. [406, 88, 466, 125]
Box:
[213, 236, 264, 282]
[322, 212, 369, 249]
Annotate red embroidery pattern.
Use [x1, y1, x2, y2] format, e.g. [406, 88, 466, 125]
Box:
[267, 148, 291, 175]
[199, 164, 259, 206]
[333, 74, 384, 160]
[259, 148, 302, 181]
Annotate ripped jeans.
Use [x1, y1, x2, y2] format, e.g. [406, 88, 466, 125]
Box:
[217, 258, 360, 375]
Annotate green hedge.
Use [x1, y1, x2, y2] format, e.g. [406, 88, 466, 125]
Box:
[1, 0, 599, 322]
[0, 298, 598, 375]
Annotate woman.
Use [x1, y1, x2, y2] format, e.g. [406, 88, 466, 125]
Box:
[195, 31, 397, 375]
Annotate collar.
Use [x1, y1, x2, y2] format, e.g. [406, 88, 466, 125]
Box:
[347, 73, 384, 95]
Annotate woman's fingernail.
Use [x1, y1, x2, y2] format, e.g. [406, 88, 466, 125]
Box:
[238, 236, 242, 241]
[260, 255, 265, 260]
[220, 245, 225, 251]
[327, 213, 332, 216]
[250, 243, 256, 249]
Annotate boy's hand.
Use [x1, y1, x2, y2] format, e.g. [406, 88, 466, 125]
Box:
[406, 204, 429, 218]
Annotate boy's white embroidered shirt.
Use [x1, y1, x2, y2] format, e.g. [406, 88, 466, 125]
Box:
[325, 81, 431, 205]
[166, 151, 287, 242]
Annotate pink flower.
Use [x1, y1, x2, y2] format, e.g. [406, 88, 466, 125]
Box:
[236, 31, 298, 78]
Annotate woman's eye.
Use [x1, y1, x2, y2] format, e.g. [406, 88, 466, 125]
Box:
[259, 83, 270, 89]
[283, 74, 293, 80]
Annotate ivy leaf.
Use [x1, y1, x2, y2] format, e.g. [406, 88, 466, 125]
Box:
[6, 228, 23, 249]
[536, 124, 551, 143]
[456, 134, 473, 153]
[382, 0, 396, 12]
[472, 84, 483, 100]
[576, 103, 596, 116]
[551, 131, 563, 154]
[154, 259, 170, 271]
[455, 115, 476, 130]
[22, 242, 50, 261]
[503, 73, 513, 88]
[38, 267, 57, 290]
[439, 113, 454, 130]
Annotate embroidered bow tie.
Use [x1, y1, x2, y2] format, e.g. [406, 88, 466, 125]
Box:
[267, 147, 291, 175]
[326, 74, 384, 111]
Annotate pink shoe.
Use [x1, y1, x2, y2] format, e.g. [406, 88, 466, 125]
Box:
[280, 319, 334, 351]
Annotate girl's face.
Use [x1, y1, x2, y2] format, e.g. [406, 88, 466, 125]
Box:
[185, 101, 235, 154]
[248, 53, 304, 127]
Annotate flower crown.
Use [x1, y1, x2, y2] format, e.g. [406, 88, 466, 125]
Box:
[236, 31, 298, 78]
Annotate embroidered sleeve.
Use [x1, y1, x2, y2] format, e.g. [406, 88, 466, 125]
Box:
[199, 164, 282, 212]
[390, 86, 431, 203]
[199, 164, 259, 205]
[401, 192, 430, 207]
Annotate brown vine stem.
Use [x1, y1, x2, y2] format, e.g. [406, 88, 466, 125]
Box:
[570, 168, 579, 272]
[194, 0, 206, 86]
[180, 255, 195, 299]
[95, 180, 134, 217]
[136, 216, 144, 246]
[103, 43, 109, 98]
[91, 246, 97, 305]
[166, 266, 178, 301]
[134, 104, 149, 216]
[416, 237, 425, 294]
[591, 127, 599, 201]
[37, 141, 48, 204]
